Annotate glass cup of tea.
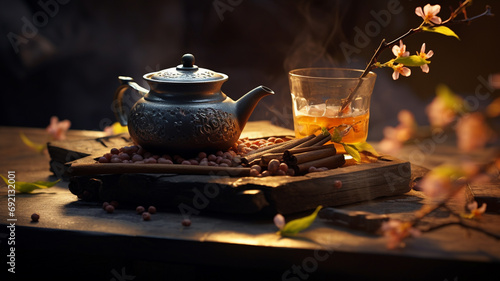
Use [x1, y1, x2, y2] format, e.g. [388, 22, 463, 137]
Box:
[289, 68, 377, 152]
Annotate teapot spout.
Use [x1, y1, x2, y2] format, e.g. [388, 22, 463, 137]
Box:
[235, 86, 274, 130]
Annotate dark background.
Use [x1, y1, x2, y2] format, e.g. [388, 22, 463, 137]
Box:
[1, 0, 499, 140]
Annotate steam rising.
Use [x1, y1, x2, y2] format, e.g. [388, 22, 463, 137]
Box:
[283, 1, 350, 71]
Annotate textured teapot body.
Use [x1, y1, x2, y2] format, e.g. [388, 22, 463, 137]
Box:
[113, 54, 274, 154]
[128, 91, 241, 153]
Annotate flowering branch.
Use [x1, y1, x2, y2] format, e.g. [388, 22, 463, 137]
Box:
[339, 1, 493, 114]
[380, 160, 499, 249]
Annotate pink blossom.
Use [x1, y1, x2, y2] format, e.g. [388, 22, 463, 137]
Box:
[425, 95, 456, 128]
[378, 138, 403, 155]
[392, 64, 411, 80]
[274, 214, 285, 230]
[486, 97, 500, 118]
[392, 40, 410, 58]
[418, 171, 450, 200]
[464, 201, 487, 219]
[417, 43, 434, 73]
[46, 116, 71, 141]
[378, 110, 417, 154]
[460, 161, 483, 178]
[380, 219, 420, 249]
[417, 165, 467, 203]
[455, 113, 494, 152]
[418, 172, 453, 201]
[489, 73, 500, 89]
[395, 110, 417, 141]
[415, 4, 442, 25]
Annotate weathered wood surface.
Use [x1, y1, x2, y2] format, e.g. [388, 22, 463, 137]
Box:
[48, 133, 414, 214]
[2, 126, 500, 281]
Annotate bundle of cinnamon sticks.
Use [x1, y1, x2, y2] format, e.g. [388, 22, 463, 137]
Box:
[242, 133, 345, 175]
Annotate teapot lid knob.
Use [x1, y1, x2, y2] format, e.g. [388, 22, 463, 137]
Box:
[177, 54, 198, 70]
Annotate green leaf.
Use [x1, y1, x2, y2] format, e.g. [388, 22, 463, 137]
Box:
[1, 175, 60, 193]
[394, 55, 430, 67]
[320, 127, 330, 136]
[422, 26, 460, 40]
[330, 128, 343, 143]
[350, 142, 380, 157]
[343, 144, 361, 162]
[278, 205, 322, 236]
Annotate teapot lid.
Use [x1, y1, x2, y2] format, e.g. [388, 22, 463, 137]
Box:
[146, 54, 227, 82]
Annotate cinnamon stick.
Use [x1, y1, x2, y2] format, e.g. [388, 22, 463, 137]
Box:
[312, 135, 331, 146]
[259, 144, 337, 167]
[292, 154, 345, 175]
[69, 163, 251, 177]
[283, 144, 336, 159]
[285, 147, 337, 166]
[294, 133, 330, 148]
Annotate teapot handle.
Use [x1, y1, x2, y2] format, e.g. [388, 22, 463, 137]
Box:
[113, 76, 149, 126]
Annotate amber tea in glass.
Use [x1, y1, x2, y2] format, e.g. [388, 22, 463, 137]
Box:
[289, 68, 377, 152]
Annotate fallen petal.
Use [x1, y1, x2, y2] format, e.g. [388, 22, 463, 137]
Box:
[274, 214, 285, 230]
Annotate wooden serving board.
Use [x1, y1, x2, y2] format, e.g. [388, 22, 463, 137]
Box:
[48, 133, 417, 215]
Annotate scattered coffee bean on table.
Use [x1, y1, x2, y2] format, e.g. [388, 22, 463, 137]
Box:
[136, 206, 145, 214]
[142, 212, 151, 221]
[31, 213, 40, 222]
[105, 205, 115, 213]
[182, 219, 192, 227]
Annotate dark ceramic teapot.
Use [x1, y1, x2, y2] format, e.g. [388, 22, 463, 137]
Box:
[113, 54, 274, 154]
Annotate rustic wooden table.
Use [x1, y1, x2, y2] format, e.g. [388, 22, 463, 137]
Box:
[0, 125, 499, 281]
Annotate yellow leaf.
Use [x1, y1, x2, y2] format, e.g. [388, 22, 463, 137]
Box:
[353, 142, 380, 157]
[343, 144, 361, 162]
[110, 122, 128, 135]
[20, 132, 46, 153]
[1, 175, 60, 193]
[422, 26, 460, 40]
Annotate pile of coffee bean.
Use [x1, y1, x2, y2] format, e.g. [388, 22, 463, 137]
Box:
[235, 136, 290, 155]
